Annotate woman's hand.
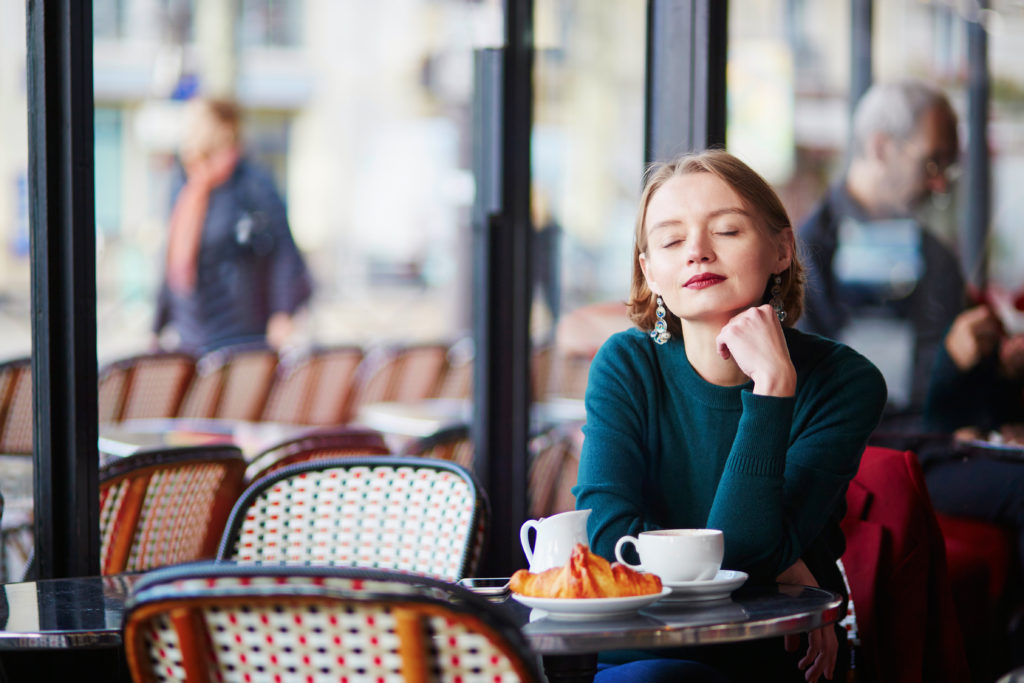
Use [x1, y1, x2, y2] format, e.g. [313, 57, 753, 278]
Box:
[778, 559, 837, 682]
[716, 304, 796, 397]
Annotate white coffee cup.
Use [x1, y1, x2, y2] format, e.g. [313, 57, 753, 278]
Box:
[614, 528, 724, 582]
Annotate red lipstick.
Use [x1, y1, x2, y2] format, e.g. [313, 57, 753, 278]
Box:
[684, 273, 725, 289]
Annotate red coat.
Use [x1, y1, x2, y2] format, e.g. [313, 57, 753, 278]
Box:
[841, 446, 971, 683]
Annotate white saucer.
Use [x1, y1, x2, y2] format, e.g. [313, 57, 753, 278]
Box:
[511, 588, 672, 621]
[660, 570, 748, 602]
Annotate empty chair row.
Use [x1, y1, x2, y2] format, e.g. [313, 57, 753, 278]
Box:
[2, 340, 593, 454]
[98, 341, 465, 428]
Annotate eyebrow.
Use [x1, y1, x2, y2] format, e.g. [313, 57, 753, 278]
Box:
[647, 207, 751, 233]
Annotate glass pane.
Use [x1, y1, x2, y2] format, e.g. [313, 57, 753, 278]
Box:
[93, 0, 504, 468]
[533, 0, 646, 375]
[0, 1, 33, 581]
[528, 0, 645, 519]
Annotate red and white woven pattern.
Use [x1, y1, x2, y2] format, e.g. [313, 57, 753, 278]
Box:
[124, 463, 226, 571]
[205, 600, 405, 681]
[427, 615, 524, 682]
[836, 558, 859, 647]
[140, 611, 188, 682]
[164, 574, 428, 598]
[231, 465, 477, 580]
[135, 597, 528, 683]
[99, 479, 132, 572]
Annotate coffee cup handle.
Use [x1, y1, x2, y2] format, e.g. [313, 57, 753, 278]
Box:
[519, 519, 539, 565]
[614, 535, 644, 571]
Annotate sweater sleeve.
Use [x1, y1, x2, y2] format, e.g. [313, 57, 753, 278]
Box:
[707, 344, 887, 578]
[573, 335, 656, 561]
[924, 343, 1024, 434]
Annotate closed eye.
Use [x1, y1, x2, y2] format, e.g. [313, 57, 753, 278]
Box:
[715, 230, 739, 236]
[660, 239, 682, 248]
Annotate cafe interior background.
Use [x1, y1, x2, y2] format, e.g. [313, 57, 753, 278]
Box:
[0, 0, 1023, 576]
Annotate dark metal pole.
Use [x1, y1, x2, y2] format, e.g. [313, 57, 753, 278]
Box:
[962, 5, 990, 291]
[850, 0, 873, 116]
[26, 0, 100, 578]
[645, 0, 728, 163]
[471, 1, 533, 576]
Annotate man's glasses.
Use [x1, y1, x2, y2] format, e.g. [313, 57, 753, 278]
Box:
[924, 158, 961, 183]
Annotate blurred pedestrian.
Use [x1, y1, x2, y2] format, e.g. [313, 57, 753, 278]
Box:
[154, 97, 312, 353]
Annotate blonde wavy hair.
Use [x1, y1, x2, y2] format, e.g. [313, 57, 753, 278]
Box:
[628, 150, 805, 336]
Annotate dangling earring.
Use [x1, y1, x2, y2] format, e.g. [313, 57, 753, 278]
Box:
[650, 295, 671, 345]
[769, 274, 786, 323]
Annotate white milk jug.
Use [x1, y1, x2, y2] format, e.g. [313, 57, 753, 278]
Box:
[519, 509, 591, 572]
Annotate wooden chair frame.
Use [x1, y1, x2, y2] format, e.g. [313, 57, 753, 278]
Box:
[123, 562, 541, 683]
[99, 445, 246, 575]
[243, 426, 391, 483]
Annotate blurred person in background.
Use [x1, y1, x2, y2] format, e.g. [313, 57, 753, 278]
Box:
[922, 303, 1024, 667]
[797, 79, 963, 428]
[153, 97, 312, 353]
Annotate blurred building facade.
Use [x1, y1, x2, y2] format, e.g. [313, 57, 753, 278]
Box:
[1, 0, 1024, 364]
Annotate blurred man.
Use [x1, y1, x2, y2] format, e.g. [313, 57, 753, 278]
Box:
[798, 80, 963, 420]
[154, 98, 312, 352]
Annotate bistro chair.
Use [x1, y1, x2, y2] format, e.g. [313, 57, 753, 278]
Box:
[345, 343, 450, 420]
[260, 344, 364, 425]
[243, 426, 391, 483]
[400, 423, 474, 470]
[527, 425, 581, 519]
[0, 357, 32, 454]
[99, 444, 246, 575]
[97, 351, 196, 423]
[547, 350, 593, 400]
[122, 561, 542, 683]
[178, 342, 279, 421]
[436, 336, 474, 399]
[218, 456, 489, 581]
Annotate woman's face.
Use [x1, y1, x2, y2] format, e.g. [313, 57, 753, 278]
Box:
[639, 172, 791, 330]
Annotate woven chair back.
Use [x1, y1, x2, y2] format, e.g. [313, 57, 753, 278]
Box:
[0, 358, 32, 454]
[179, 343, 278, 420]
[99, 445, 246, 574]
[527, 426, 581, 519]
[262, 345, 364, 425]
[401, 424, 474, 470]
[244, 426, 391, 483]
[98, 352, 196, 423]
[219, 456, 488, 581]
[123, 563, 541, 683]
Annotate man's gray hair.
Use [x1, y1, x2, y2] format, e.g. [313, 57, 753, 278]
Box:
[850, 80, 953, 159]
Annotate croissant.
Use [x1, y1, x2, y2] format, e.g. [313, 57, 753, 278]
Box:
[510, 543, 662, 598]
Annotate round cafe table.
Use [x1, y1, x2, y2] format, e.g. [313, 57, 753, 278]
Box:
[0, 574, 840, 683]
[498, 581, 843, 682]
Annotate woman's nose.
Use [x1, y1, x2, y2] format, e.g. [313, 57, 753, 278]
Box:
[687, 233, 713, 263]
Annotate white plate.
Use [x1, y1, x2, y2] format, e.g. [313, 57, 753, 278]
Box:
[660, 570, 748, 602]
[511, 588, 672, 621]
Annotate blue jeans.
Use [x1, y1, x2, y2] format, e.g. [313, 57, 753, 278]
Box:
[596, 659, 731, 683]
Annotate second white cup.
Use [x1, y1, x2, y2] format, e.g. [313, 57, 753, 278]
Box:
[614, 528, 724, 582]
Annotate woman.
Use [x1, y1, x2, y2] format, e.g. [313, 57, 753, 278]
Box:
[573, 150, 887, 682]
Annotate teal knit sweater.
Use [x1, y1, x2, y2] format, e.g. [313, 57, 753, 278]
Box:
[573, 327, 886, 590]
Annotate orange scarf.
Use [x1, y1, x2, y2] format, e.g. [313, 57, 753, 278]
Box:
[165, 182, 210, 293]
